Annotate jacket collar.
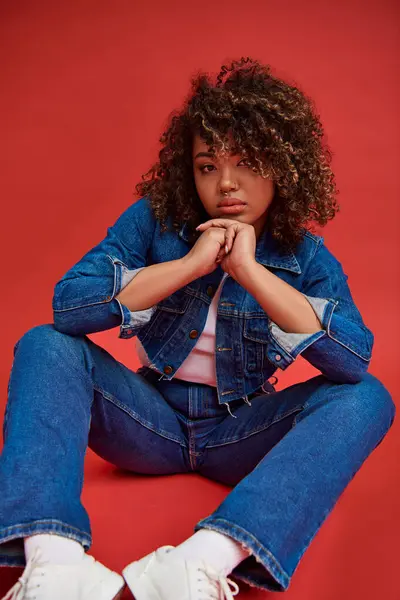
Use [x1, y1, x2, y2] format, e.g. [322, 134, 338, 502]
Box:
[178, 222, 301, 274]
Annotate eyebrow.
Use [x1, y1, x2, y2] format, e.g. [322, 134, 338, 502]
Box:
[194, 151, 215, 159]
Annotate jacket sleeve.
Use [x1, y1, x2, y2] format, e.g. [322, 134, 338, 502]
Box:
[267, 242, 374, 383]
[52, 197, 157, 338]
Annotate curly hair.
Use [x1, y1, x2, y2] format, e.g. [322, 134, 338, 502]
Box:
[135, 56, 340, 251]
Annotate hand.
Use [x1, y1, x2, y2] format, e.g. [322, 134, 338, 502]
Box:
[182, 226, 228, 278]
[195, 218, 257, 278]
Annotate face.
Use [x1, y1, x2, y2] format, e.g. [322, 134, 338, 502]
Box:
[192, 133, 275, 238]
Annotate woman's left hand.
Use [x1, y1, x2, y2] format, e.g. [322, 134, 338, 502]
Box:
[195, 218, 257, 277]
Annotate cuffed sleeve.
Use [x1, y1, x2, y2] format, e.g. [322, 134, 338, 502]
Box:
[114, 265, 157, 339]
[268, 243, 374, 383]
[269, 295, 328, 355]
[52, 197, 157, 337]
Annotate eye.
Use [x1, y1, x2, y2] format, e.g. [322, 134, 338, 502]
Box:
[198, 159, 255, 174]
[199, 164, 215, 174]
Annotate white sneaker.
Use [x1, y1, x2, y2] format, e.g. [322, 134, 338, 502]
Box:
[122, 545, 240, 600]
[1, 547, 125, 600]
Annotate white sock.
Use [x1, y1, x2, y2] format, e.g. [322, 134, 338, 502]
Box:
[24, 533, 85, 565]
[170, 529, 251, 576]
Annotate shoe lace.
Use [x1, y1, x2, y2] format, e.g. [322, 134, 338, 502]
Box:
[196, 565, 239, 600]
[1, 547, 44, 600]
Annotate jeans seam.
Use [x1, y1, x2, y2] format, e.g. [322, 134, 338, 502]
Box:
[205, 406, 303, 448]
[188, 386, 196, 470]
[93, 384, 186, 447]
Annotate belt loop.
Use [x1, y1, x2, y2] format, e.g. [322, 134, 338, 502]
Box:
[224, 403, 238, 418]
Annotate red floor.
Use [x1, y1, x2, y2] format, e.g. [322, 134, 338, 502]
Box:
[1, 336, 399, 599]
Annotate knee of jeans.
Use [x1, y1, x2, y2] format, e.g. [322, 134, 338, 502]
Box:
[350, 372, 396, 429]
[15, 323, 87, 357]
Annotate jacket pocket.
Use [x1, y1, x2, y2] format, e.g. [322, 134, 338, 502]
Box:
[143, 288, 192, 340]
[243, 316, 270, 375]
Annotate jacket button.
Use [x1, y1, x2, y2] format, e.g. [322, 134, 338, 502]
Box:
[163, 365, 173, 374]
[275, 354, 282, 361]
[189, 329, 199, 339]
[206, 286, 214, 297]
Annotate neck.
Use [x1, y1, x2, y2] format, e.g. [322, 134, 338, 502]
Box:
[253, 212, 268, 240]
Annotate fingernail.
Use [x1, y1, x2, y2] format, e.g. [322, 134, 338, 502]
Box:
[225, 245, 229, 254]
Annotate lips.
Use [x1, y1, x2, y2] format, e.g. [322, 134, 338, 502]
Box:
[217, 197, 246, 207]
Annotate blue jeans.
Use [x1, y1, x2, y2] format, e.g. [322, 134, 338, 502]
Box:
[0, 324, 395, 592]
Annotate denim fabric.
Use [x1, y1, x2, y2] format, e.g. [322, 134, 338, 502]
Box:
[52, 196, 374, 406]
[0, 325, 395, 591]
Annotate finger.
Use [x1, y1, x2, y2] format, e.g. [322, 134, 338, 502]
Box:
[216, 246, 225, 262]
[196, 218, 240, 231]
[225, 227, 236, 253]
[196, 222, 224, 231]
[217, 238, 228, 261]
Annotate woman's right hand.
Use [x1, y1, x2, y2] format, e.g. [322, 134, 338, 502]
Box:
[182, 227, 228, 278]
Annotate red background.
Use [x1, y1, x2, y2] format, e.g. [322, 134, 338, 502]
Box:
[1, 1, 399, 598]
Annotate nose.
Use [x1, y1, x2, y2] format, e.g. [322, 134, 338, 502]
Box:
[219, 166, 239, 194]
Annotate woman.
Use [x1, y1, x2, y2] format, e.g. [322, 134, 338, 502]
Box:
[1, 57, 395, 600]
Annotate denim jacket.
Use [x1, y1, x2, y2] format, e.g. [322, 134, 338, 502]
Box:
[52, 196, 374, 405]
